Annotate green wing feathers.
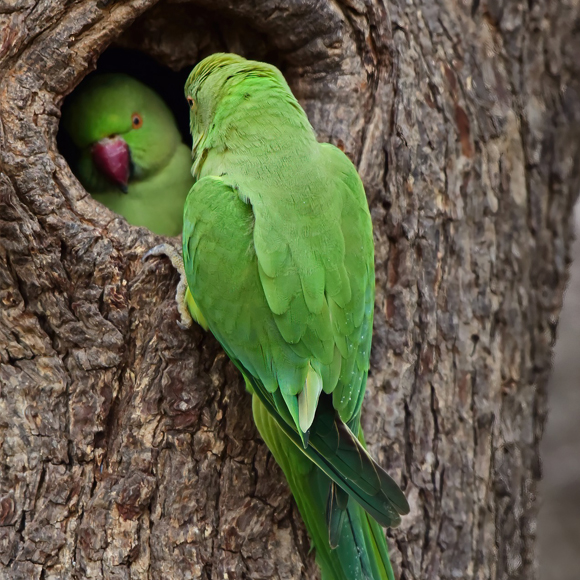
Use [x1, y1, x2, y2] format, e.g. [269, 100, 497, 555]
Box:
[183, 176, 307, 398]
[245, 370, 408, 530]
[182, 166, 409, 530]
[182, 143, 376, 432]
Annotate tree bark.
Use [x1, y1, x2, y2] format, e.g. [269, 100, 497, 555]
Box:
[1, 1, 579, 579]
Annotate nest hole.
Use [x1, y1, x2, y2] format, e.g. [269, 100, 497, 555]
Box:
[57, 2, 283, 229]
[60, 3, 284, 142]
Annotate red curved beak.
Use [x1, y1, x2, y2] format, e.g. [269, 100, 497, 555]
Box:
[92, 136, 130, 193]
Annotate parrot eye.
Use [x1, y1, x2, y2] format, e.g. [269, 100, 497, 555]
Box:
[131, 113, 143, 129]
[187, 96, 196, 110]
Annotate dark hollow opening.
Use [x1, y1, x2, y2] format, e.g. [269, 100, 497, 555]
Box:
[57, 2, 282, 226]
[57, 47, 193, 170]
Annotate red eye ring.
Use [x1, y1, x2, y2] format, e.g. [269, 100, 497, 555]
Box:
[187, 96, 195, 110]
[132, 113, 143, 129]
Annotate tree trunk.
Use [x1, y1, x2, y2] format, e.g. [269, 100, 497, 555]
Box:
[1, 1, 579, 579]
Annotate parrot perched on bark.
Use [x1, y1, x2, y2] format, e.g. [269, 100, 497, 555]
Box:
[146, 53, 409, 580]
[62, 73, 193, 236]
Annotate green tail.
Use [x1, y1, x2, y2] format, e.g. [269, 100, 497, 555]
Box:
[253, 395, 395, 580]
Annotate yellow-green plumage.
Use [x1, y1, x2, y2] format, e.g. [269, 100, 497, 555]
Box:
[182, 54, 409, 579]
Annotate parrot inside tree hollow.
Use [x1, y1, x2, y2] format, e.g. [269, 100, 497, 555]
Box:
[146, 53, 409, 580]
[62, 73, 193, 236]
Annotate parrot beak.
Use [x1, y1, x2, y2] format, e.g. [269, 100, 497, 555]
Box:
[92, 136, 130, 193]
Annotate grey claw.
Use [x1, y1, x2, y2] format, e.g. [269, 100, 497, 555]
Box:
[142, 250, 155, 263]
[142, 244, 169, 263]
[177, 319, 192, 330]
[143, 243, 194, 330]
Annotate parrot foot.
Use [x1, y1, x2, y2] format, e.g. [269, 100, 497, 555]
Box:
[143, 244, 193, 330]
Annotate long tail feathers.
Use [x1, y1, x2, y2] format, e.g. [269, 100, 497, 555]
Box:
[245, 372, 409, 529]
[253, 395, 397, 580]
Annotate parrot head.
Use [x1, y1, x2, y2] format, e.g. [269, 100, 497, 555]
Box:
[62, 73, 182, 194]
[184, 53, 297, 177]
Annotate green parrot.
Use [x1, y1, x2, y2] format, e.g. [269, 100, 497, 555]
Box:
[146, 53, 409, 580]
[61, 73, 193, 236]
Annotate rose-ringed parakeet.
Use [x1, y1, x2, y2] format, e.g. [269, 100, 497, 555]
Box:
[147, 54, 409, 580]
[62, 73, 193, 236]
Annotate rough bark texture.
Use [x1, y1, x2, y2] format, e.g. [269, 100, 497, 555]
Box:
[1, 1, 579, 579]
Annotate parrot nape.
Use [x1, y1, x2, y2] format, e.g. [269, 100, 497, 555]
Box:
[146, 53, 409, 580]
[62, 73, 193, 236]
